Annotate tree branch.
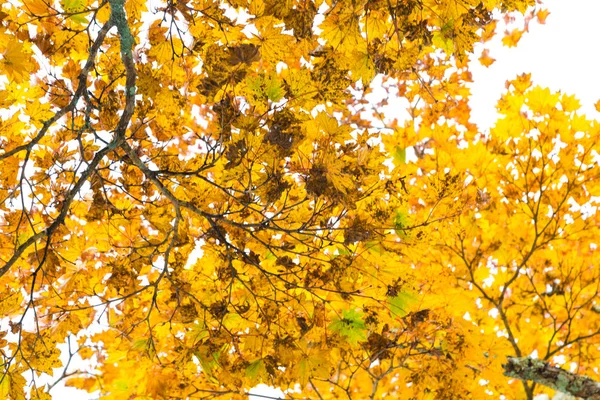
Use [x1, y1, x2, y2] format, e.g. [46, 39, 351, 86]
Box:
[503, 357, 600, 400]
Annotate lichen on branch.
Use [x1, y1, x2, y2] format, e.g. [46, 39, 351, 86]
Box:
[503, 357, 600, 400]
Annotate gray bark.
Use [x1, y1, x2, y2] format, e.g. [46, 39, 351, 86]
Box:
[503, 357, 600, 400]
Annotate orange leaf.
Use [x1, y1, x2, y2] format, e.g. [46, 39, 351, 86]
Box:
[537, 9, 550, 24]
[502, 29, 523, 48]
[478, 49, 496, 67]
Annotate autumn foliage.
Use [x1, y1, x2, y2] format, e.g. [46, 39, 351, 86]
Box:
[1, 0, 599, 399]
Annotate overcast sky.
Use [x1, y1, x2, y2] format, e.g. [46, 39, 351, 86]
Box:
[469, 0, 600, 130]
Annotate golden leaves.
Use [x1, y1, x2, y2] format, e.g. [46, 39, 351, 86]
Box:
[65, 376, 98, 392]
[321, 153, 354, 194]
[0, 371, 26, 400]
[0, 39, 36, 82]
[124, 0, 148, 23]
[0, 288, 22, 316]
[295, 349, 331, 386]
[508, 72, 532, 93]
[559, 93, 581, 113]
[364, 10, 389, 40]
[492, 116, 524, 141]
[23, 0, 50, 16]
[0, 375, 8, 399]
[282, 67, 317, 105]
[252, 17, 294, 65]
[525, 86, 560, 115]
[320, 8, 362, 53]
[417, 76, 600, 397]
[0, 0, 576, 399]
[20, 332, 63, 373]
[348, 49, 376, 84]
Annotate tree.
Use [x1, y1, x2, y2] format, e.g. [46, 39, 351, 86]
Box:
[3, 0, 596, 399]
[412, 74, 600, 399]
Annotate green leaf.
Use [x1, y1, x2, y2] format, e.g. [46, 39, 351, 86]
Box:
[388, 292, 418, 317]
[114, 377, 130, 391]
[432, 31, 454, 54]
[335, 246, 351, 256]
[63, 0, 83, 9]
[189, 322, 209, 344]
[132, 339, 148, 351]
[296, 358, 310, 386]
[264, 74, 284, 102]
[223, 312, 243, 330]
[246, 359, 266, 379]
[246, 72, 284, 103]
[329, 309, 367, 345]
[393, 209, 411, 237]
[393, 146, 406, 165]
[366, 242, 382, 254]
[62, 0, 88, 24]
[194, 350, 220, 376]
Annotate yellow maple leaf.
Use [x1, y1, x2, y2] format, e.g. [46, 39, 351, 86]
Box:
[322, 153, 354, 194]
[320, 9, 363, 53]
[560, 93, 581, 113]
[478, 48, 496, 67]
[1, 40, 32, 82]
[492, 116, 523, 141]
[22, 0, 49, 15]
[0, 372, 9, 398]
[525, 86, 560, 115]
[508, 72, 532, 93]
[481, 20, 498, 42]
[502, 28, 523, 48]
[253, 17, 294, 65]
[537, 8, 550, 24]
[65, 376, 98, 391]
[349, 49, 375, 84]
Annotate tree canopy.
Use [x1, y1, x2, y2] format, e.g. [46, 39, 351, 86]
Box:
[1, 0, 600, 399]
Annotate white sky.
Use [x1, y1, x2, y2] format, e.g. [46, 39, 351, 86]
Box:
[469, 0, 600, 130]
[42, 0, 600, 398]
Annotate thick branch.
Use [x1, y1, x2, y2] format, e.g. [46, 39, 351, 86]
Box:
[0, 0, 136, 279]
[503, 357, 600, 400]
[109, 0, 137, 133]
